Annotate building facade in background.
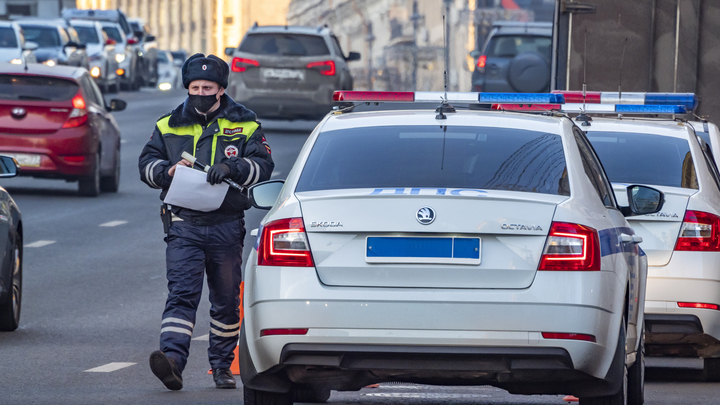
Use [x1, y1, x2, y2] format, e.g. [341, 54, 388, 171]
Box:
[75, 0, 291, 56]
[287, 0, 551, 92]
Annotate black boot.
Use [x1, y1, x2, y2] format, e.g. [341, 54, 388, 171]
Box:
[213, 368, 236, 389]
[149, 351, 183, 390]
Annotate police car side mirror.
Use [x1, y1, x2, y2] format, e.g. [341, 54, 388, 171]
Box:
[621, 185, 665, 217]
[346, 51, 361, 62]
[249, 180, 285, 210]
[224, 47, 235, 56]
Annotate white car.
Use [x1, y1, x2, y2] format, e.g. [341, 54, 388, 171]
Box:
[100, 22, 138, 91]
[156, 50, 180, 91]
[0, 21, 37, 65]
[70, 19, 119, 93]
[560, 93, 720, 382]
[240, 91, 662, 405]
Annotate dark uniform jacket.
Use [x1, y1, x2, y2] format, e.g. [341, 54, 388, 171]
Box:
[138, 94, 274, 223]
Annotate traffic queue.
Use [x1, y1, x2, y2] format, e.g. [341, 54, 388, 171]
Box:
[232, 90, 720, 405]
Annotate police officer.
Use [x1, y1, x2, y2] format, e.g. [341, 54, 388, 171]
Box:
[138, 53, 273, 390]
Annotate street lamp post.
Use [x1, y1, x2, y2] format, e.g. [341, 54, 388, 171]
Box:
[410, 0, 424, 91]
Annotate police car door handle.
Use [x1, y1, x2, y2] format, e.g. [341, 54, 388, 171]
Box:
[250, 228, 258, 237]
[620, 233, 633, 243]
[632, 235, 643, 244]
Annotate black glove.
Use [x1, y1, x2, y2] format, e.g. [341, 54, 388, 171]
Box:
[207, 163, 231, 185]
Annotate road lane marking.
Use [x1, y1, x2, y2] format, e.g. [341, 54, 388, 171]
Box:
[25, 240, 56, 248]
[193, 334, 209, 341]
[84, 362, 136, 373]
[100, 220, 128, 227]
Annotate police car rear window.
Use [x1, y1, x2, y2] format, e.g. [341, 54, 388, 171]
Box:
[587, 132, 698, 189]
[0, 75, 79, 101]
[239, 34, 329, 56]
[73, 26, 99, 44]
[296, 126, 570, 196]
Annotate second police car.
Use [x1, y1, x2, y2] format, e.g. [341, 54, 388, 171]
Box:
[544, 92, 720, 383]
[239, 91, 670, 405]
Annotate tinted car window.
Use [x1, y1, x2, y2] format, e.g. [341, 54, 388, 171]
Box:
[240, 34, 330, 56]
[0, 75, 79, 101]
[103, 26, 123, 43]
[21, 26, 60, 47]
[297, 126, 570, 196]
[587, 131, 698, 189]
[486, 35, 551, 59]
[0, 27, 18, 48]
[73, 26, 99, 44]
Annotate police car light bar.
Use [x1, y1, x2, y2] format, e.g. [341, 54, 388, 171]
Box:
[495, 103, 688, 115]
[332, 91, 566, 105]
[552, 91, 697, 110]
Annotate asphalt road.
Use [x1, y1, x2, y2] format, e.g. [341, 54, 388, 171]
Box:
[0, 88, 718, 404]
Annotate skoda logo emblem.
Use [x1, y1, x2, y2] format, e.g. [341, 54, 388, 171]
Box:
[11, 107, 26, 118]
[416, 206, 436, 225]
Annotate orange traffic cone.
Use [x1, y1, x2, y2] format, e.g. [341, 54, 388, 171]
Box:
[209, 282, 244, 375]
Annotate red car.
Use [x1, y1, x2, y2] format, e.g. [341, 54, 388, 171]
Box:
[0, 64, 125, 196]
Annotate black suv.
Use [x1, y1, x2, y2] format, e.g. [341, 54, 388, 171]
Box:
[470, 22, 552, 93]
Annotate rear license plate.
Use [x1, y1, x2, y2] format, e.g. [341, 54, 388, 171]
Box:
[3, 153, 40, 167]
[262, 68, 305, 80]
[366, 237, 481, 265]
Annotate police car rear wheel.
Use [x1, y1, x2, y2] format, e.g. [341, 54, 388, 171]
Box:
[243, 386, 292, 405]
[579, 317, 628, 405]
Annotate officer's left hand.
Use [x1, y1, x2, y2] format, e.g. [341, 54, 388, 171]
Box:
[207, 163, 231, 185]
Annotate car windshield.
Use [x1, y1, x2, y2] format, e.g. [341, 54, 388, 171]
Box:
[0, 27, 18, 48]
[0, 75, 79, 101]
[586, 131, 698, 189]
[130, 22, 141, 32]
[102, 26, 123, 43]
[73, 26, 99, 44]
[20, 26, 60, 47]
[297, 125, 569, 196]
[157, 52, 169, 63]
[239, 33, 329, 56]
[486, 35, 551, 59]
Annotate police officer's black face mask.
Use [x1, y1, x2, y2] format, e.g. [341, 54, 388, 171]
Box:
[188, 92, 219, 113]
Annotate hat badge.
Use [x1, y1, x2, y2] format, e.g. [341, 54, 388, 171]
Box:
[202, 64, 207, 70]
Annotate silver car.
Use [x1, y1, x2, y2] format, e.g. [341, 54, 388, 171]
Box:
[70, 19, 119, 93]
[224, 25, 360, 120]
[0, 22, 37, 65]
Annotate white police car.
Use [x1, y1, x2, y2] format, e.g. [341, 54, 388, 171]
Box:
[553, 93, 720, 382]
[241, 91, 665, 405]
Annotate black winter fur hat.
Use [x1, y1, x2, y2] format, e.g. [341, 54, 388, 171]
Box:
[182, 53, 229, 89]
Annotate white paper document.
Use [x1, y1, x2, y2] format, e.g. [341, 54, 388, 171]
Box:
[163, 165, 229, 212]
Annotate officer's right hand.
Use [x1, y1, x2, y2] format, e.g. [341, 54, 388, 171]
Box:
[168, 159, 192, 177]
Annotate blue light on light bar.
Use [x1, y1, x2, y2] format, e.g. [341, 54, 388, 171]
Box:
[615, 104, 687, 114]
[478, 93, 566, 104]
[644, 93, 698, 110]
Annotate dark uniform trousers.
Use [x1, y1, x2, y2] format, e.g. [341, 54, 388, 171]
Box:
[161, 217, 245, 372]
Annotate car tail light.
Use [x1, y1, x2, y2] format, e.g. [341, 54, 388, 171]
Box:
[678, 302, 720, 310]
[127, 38, 138, 45]
[542, 332, 597, 343]
[675, 210, 720, 251]
[307, 60, 336, 76]
[62, 93, 88, 129]
[106, 39, 116, 45]
[231, 57, 259, 73]
[258, 217, 314, 267]
[476, 55, 487, 71]
[538, 222, 601, 271]
[260, 328, 309, 337]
